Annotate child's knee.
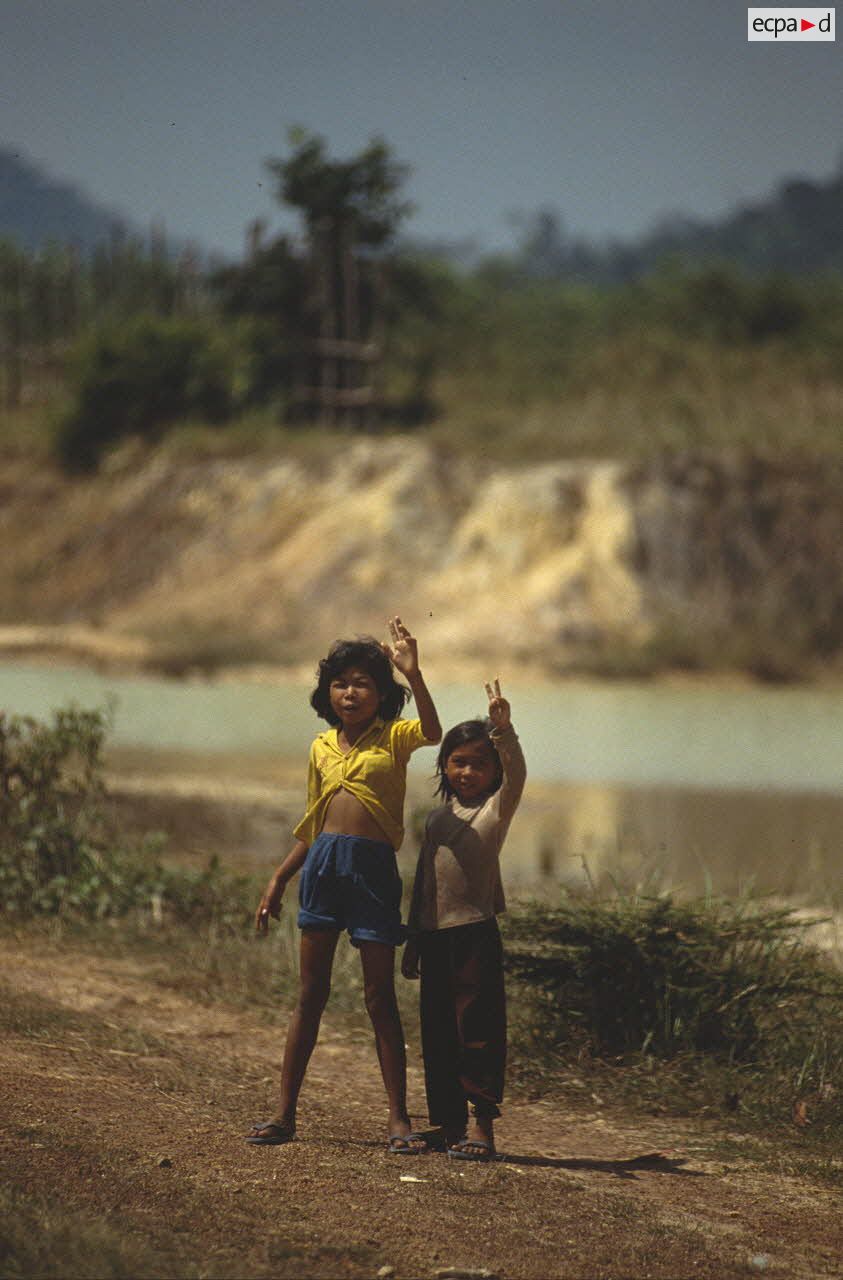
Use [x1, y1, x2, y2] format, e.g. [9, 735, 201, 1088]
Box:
[364, 979, 398, 1023]
[298, 975, 331, 1014]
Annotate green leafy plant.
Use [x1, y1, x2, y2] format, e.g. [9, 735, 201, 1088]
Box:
[54, 314, 237, 470]
[0, 707, 110, 915]
[0, 707, 253, 926]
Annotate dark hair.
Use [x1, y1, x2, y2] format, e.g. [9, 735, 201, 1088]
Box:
[435, 718, 503, 800]
[310, 637, 411, 726]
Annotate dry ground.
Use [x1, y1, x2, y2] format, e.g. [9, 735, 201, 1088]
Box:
[2, 934, 843, 1280]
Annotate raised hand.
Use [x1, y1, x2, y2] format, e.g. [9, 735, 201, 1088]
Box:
[484, 678, 511, 730]
[382, 616, 419, 679]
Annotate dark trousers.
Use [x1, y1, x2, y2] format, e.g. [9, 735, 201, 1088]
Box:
[418, 917, 506, 1131]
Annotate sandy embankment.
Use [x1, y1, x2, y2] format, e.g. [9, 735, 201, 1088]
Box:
[7, 439, 842, 681]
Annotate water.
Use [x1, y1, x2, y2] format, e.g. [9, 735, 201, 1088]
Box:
[3, 661, 843, 902]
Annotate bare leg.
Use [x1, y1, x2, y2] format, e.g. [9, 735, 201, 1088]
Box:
[273, 928, 340, 1130]
[359, 940, 425, 1151]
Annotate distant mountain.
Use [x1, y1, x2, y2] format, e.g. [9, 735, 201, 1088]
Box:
[0, 146, 133, 252]
[628, 168, 843, 277]
[502, 164, 843, 282]
[5, 141, 843, 279]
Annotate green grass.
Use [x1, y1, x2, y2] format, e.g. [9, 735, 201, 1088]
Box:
[8, 323, 843, 468]
[424, 336, 843, 463]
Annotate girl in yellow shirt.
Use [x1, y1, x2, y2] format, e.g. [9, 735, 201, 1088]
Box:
[249, 617, 441, 1153]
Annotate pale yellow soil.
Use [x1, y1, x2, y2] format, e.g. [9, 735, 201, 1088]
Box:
[2, 934, 842, 1280]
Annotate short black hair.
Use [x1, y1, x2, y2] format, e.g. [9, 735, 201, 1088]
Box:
[435, 718, 503, 800]
[310, 637, 411, 726]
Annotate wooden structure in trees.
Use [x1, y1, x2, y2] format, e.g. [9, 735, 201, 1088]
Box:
[292, 217, 382, 428]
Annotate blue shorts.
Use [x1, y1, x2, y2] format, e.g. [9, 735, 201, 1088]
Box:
[297, 832, 406, 947]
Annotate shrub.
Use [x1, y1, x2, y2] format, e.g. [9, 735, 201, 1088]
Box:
[504, 893, 843, 1064]
[54, 315, 237, 471]
[0, 707, 110, 915]
[0, 707, 253, 926]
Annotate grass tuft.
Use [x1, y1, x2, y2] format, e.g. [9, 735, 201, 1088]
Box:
[503, 890, 843, 1138]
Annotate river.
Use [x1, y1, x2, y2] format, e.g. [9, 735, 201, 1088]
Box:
[3, 661, 842, 904]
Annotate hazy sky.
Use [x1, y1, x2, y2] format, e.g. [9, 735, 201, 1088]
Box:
[2, 0, 841, 258]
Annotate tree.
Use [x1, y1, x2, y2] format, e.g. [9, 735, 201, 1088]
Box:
[263, 129, 415, 424]
[214, 131, 426, 424]
[267, 127, 413, 250]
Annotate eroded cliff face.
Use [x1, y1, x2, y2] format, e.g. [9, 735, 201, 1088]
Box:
[3, 441, 842, 673]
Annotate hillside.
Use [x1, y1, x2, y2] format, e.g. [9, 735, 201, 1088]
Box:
[629, 169, 843, 277]
[474, 164, 843, 283]
[0, 146, 133, 252]
[3, 439, 843, 678]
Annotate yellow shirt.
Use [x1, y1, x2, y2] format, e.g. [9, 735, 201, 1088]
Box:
[293, 716, 435, 850]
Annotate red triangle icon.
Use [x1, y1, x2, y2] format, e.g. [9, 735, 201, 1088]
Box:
[801, 17, 815, 29]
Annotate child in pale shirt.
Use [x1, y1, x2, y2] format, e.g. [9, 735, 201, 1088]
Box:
[402, 680, 526, 1161]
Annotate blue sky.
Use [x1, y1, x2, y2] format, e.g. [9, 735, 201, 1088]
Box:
[2, 0, 841, 258]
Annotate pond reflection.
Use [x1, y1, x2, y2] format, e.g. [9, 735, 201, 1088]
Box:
[500, 780, 843, 906]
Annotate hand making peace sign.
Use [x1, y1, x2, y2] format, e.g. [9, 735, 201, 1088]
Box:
[382, 616, 420, 679]
[484, 678, 511, 730]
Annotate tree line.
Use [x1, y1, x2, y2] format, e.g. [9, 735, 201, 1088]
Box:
[2, 130, 843, 469]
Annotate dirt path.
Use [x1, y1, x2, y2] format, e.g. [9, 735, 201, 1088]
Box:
[2, 935, 842, 1280]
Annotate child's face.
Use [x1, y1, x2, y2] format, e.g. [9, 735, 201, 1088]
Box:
[445, 738, 497, 804]
[329, 666, 380, 728]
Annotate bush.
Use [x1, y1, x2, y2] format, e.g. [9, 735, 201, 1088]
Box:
[504, 893, 843, 1064]
[0, 707, 109, 915]
[54, 315, 238, 471]
[0, 707, 253, 926]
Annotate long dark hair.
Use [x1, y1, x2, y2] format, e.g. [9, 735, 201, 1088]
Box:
[310, 637, 411, 726]
[435, 718, 503, 800]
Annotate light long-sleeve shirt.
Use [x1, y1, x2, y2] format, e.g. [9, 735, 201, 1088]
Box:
[408, 723, 526, 932]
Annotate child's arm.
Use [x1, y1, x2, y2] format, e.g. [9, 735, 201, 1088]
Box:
[401, 838, 427, 979]
[401, 937, 420, 979]
[484, 678, 526, 822]
[383, 615, 442, 742]
[255, 839, 309, 934]
[255, 737, 322, 933]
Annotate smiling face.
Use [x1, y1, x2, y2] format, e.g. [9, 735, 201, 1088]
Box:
[444, 737, 498, 804]
[329, 666, 381, 730]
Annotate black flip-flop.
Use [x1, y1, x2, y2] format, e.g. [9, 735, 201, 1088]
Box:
[245, 1121, 297, 1145]
[387, 1132, 428, 1155]
[447, 1138, 497, 1162]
